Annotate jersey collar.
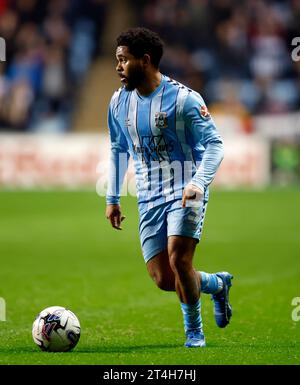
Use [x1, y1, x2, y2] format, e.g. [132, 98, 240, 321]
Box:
[134, 74, 166, 101]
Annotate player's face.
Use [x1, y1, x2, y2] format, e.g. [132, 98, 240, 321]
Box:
[115, 46, 146, 91]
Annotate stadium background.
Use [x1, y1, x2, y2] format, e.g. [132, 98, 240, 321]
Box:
[0, 0, 299, 365]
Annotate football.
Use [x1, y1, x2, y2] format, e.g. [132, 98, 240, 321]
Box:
[32, 306, 81, 352]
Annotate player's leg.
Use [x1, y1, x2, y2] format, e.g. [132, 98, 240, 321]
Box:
[177, 202, 233, 328]
[166, 199, 211, 347]
[167, 235, 205, 348]
[167, 199, 205, 305]
[167, 236, 199, 304]
[146, 250, 175, 292]
[139, 203, 176, 292]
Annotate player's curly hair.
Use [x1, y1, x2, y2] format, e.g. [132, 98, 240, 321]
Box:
[116, 27, 164, 68]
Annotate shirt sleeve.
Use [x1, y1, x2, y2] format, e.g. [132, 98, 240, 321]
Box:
[106, 98, 130, 205]
[182, 92, 224, 193]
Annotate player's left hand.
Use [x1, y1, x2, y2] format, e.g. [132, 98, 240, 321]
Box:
[182, 184, 204, 207]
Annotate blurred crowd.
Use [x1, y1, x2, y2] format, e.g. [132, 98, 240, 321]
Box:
[0, 0, 107, 132]
[1, 0, 300, 133]
[133, 0, 300, 124]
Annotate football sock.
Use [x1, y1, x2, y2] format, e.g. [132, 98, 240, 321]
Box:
[199, 271, 223, 294]
[180, 299, 202, 333]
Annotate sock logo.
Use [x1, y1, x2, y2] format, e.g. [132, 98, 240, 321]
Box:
[291, 297, 300, 322]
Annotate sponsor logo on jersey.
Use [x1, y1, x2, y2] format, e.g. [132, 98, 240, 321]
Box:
[133, 135, 174, 162]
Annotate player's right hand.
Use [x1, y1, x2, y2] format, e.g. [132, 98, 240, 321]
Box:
[105, 204, 126, 230]
[182, 184, 203, 208]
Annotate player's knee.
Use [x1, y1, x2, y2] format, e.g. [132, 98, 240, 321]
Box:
[169, 252, 191, 275]
[151, 271, 173, 291]
[157, 279, 173, 291]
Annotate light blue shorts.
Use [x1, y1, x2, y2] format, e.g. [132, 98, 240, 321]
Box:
[139, 199, 208, 263]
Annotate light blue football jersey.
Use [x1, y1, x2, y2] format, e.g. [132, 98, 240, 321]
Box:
[106, 75, 224, 214]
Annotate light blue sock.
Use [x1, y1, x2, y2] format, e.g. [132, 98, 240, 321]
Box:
[199, 271, 223, 294]
[180, 299, 202, 333]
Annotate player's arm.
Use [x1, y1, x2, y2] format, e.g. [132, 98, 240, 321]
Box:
[182, 93, 224, 207]
[106, 100, 130, 230]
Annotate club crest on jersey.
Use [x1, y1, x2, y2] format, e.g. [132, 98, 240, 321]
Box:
[200, 105, 210, 119]
[155, 112, 168, 129]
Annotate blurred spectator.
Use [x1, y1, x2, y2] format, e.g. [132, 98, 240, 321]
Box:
[0, 0, 108, 132]
[209, 79, 253, 135]
[133, 0, 300, 123]
[1, 0, 300, 132]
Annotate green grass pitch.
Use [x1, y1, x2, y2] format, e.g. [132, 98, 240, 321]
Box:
[0, 189, 299, 365]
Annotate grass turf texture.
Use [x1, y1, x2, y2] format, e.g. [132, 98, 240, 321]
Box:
[0, 189, 299, 365]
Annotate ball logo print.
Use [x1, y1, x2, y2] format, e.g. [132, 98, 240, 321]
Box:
[47, 309, 63, 322]
[42, 322, 57, 341]
[32, 306, 81, 352]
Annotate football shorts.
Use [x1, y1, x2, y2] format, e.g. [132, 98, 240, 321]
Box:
[139, 198, 208, 263]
